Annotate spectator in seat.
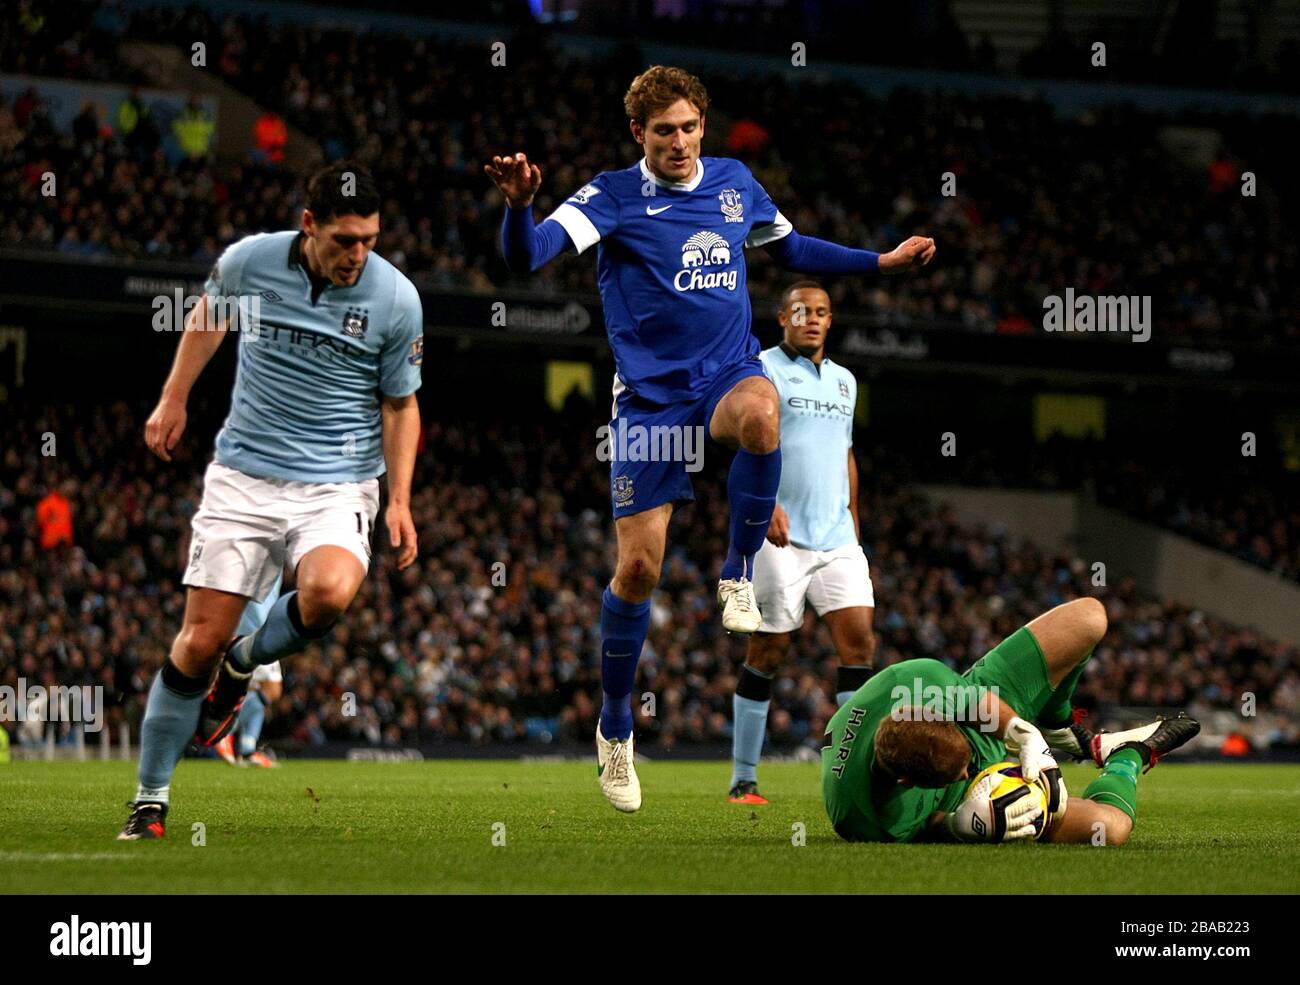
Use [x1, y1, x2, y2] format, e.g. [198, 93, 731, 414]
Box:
[253, 110, 287, 165]
[36, 479, 74, 550]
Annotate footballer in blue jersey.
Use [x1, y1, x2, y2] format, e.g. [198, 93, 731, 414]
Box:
[120, 163, 423, 841]
[729, 281, 877, 806]
[487, 65, 934, 813]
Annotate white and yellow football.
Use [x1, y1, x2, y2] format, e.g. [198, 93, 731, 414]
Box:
[968, 761, 1066, 840]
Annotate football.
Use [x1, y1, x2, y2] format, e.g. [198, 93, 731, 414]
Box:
[968, 761, 1066, 841]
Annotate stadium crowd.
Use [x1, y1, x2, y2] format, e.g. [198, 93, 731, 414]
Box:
[3, 1, 1297, 343]
[2, 399, 1297, 754]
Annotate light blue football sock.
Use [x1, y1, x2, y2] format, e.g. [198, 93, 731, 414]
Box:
[135, 662, 208, 803]
[230, 591, 321, 672]
[235, 692, 267, 756]
[731, 695, 771, 787]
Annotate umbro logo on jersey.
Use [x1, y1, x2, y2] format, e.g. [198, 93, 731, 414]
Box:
[646, 204, 673, 215]
[789, 377, 803, 384]
[260, 290, 281, 303]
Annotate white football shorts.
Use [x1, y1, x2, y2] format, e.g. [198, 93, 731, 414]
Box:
[751, 539, 875, 634]
[251, 661, 283, 688]
[184, 461, 379, 599]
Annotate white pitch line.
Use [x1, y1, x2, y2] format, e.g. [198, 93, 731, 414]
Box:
[0, 847, 135, 862]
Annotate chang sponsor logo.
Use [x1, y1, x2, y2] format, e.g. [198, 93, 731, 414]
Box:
[673, 231, 737, 292]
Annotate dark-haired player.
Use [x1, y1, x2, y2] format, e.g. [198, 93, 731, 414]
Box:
[120, 162, 423, 839]
[487, 65, 934, 812]
[730, 281, 874, 805]
[822, 597, 1202, 844]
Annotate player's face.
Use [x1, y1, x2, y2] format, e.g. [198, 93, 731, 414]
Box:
[780, 288, 833, 357]
[303, 210, 380, 286]
[635, 99, 704, 183]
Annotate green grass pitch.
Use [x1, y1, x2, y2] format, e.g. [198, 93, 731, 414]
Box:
[2, 761, 1297, 893]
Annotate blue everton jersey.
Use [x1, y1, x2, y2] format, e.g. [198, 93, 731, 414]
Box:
[760, 345, 858, 551]
[548, 157, 792, 404]
[204, 231, 424, 483]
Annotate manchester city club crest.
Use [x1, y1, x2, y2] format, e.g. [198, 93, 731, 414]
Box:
[719, 188, 744, 223]
[839, 379, 850, 398]
[342, 308, 369, 337]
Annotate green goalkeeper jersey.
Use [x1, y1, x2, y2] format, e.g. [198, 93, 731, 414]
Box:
[821, 658, 1007, 843]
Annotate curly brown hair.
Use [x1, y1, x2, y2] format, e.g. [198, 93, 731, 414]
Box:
[624, 65, 709, 127]
[874, 713, 972, 788]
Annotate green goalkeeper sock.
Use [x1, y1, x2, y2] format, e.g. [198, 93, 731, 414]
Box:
[1036, 650, 1092, 728]
[1083, 747, 1142, 822]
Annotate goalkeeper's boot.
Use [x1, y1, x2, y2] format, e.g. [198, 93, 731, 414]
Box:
[1040, 709, 1095, 762]
[1093, 712, 1201, 771]
[728, 780, 769, 805]
[596, 723, 641, 813]
[117, 801, 167, 841]
[718, 578, 762, 635]
[194, 639, 253, 747]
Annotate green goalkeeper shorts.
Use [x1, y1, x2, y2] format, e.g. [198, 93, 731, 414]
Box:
[961, 625, 1056, 722]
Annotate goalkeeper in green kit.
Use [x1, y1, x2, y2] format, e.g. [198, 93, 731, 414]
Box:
[822, 599, 1201, 844]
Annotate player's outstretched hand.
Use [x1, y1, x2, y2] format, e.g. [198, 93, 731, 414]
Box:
[943, 772, 1042, 843]
[766, 504, 791, 547]
[144, 396, 186, 462]
[386, 502, 418, 570]
[484, 152, 542, 209]
[879, 235, 936, 274]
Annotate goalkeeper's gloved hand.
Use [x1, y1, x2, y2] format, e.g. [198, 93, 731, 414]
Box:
[943, 772, 1042, 843]
[1003, 716, 1056, 783]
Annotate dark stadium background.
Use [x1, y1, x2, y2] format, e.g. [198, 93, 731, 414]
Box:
[1, 0, 1297, 762]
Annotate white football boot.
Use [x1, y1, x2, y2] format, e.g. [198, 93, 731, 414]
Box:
[1092, 713, 1201, 768]
[1090, 720, 1163, 765]
[597, 723, 642, 813]
[717, 578, 762, 635]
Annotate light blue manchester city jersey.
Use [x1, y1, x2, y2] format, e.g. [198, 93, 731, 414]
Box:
[204, 231, 424, 482]
[761, 344, 858, 551]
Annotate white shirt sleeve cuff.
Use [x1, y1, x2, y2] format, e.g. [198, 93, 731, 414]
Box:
[745, 210, 793, 248]
[549, 203, 602, 254]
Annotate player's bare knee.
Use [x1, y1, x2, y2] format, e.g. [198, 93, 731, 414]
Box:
[173, 624, 225, 674]
[841, 634, 875, 666]
[615, 554, 660, 600]
[1077, 596, 1108, 646]
[746, 634, 786, 673]
[297, 577, 353, 627]
[739, 403, 780, 454]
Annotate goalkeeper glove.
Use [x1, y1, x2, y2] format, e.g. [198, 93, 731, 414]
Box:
[943, 772, 1042, 843]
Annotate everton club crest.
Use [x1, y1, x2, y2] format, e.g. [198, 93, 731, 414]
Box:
[719, 188, 744, 223]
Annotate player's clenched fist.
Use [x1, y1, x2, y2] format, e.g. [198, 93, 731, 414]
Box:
[879, 235, 936, 274]
[484, 152, 543, 209]
[145, 396, 187, 462]
[385, 502, 419, 570]
[766, 503, 791, 547]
